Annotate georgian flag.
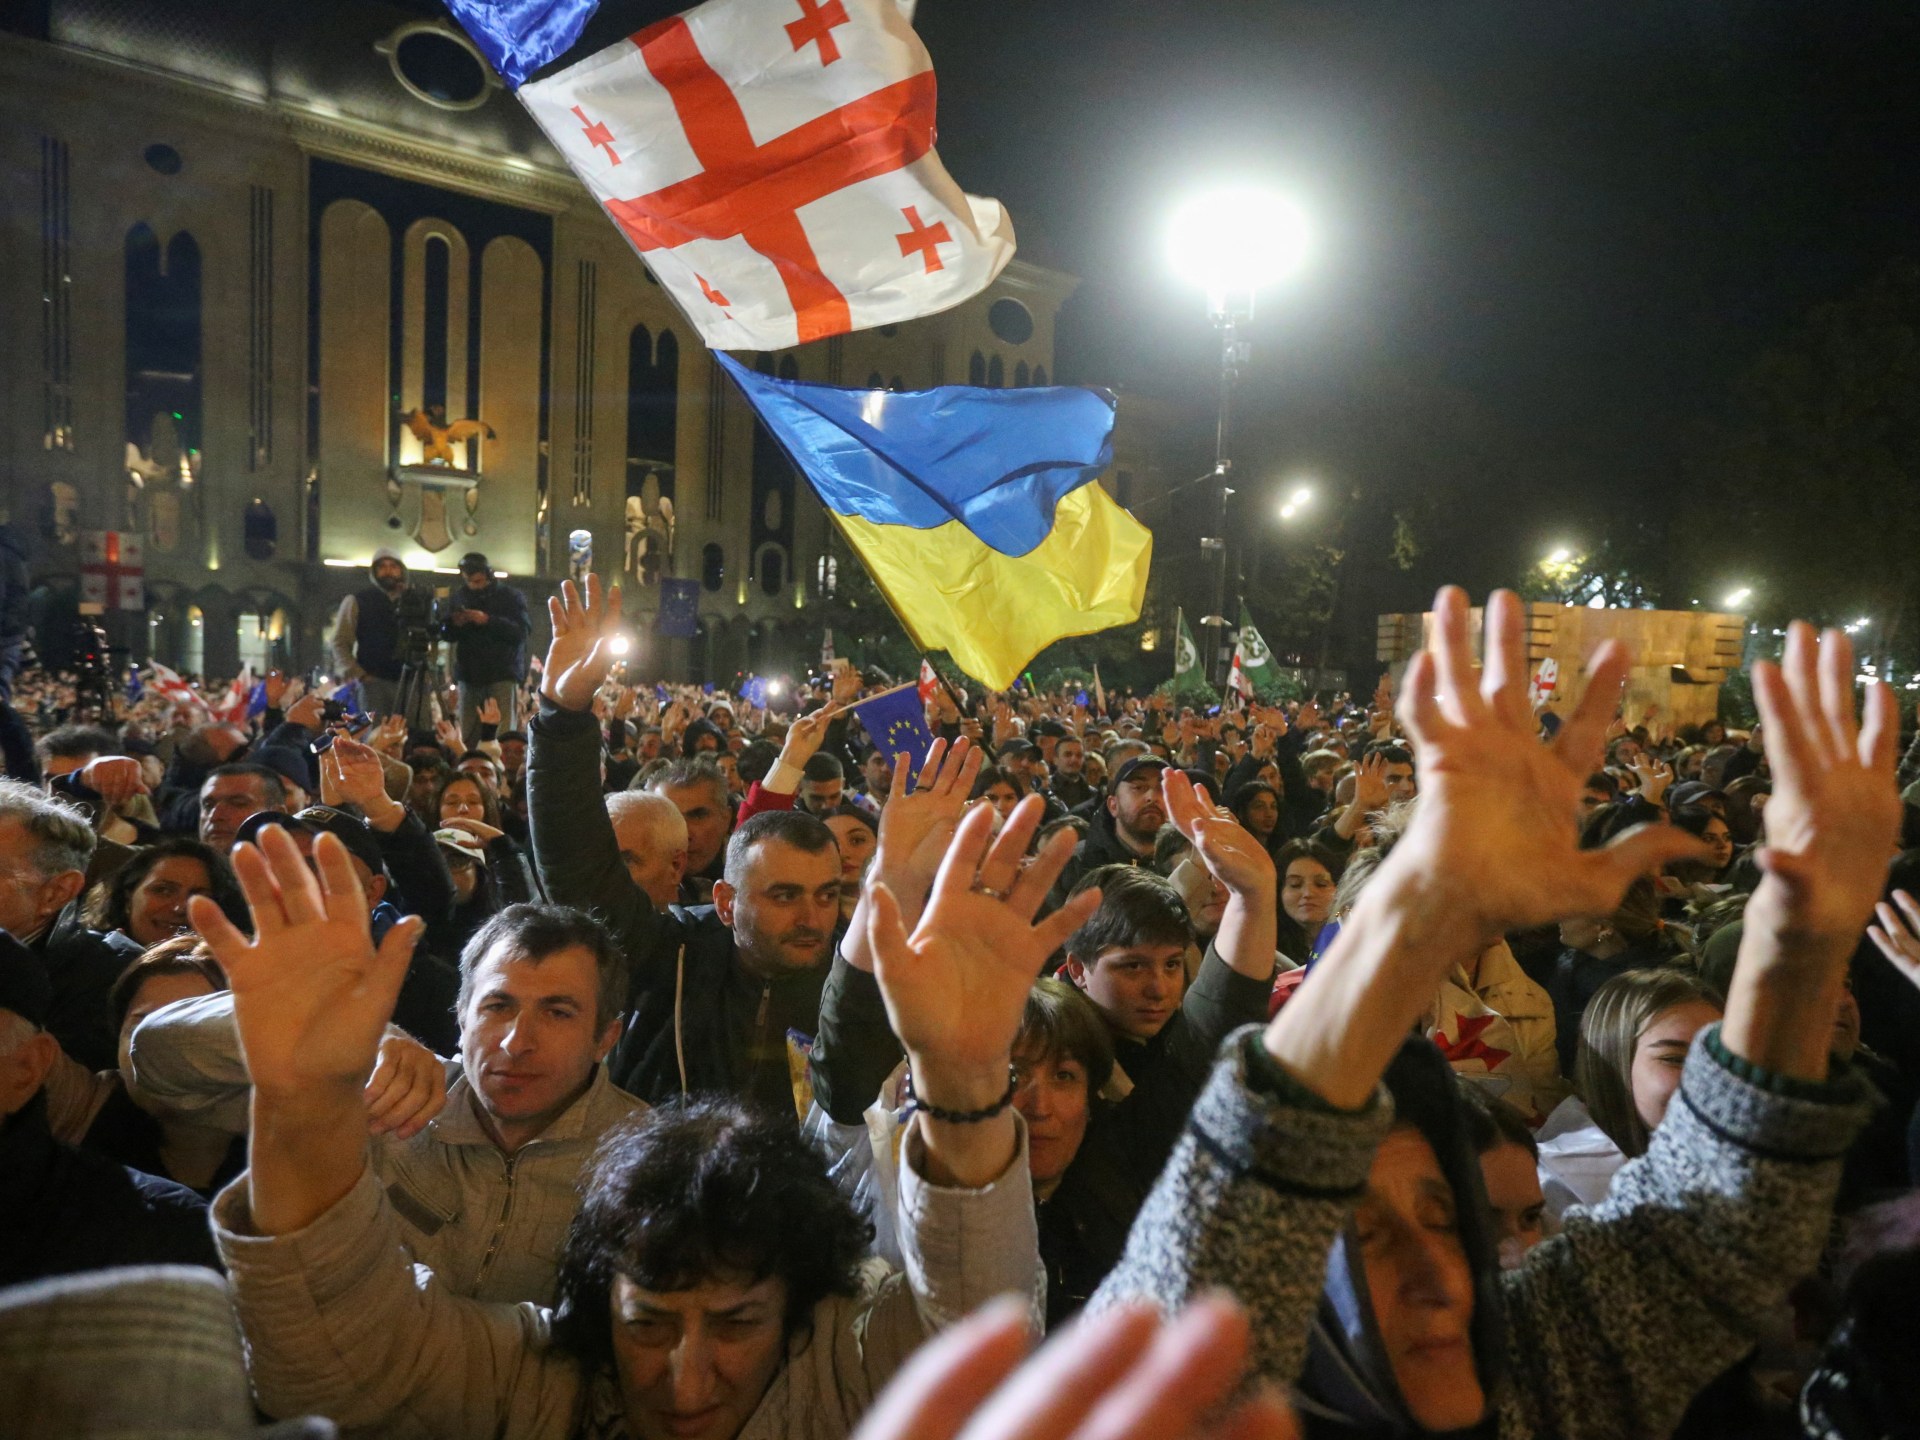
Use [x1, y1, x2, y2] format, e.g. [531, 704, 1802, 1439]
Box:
[917, 658, 938, 704]
[447, 0, 1015, 350]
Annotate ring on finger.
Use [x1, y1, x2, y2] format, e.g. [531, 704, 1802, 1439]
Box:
[972, 882, 1011, 901]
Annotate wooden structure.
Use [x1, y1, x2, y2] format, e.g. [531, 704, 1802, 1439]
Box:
[1377, 604, 1747, 731]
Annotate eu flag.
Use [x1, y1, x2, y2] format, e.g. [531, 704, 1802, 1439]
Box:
[657, 578, 700, 639]
[851, 684, 935, 779]
[716, 357, 1151, 690]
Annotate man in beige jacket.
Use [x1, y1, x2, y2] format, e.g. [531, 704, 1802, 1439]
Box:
[192, 725, 1097, 1438]
[130, 901, 644, 1306]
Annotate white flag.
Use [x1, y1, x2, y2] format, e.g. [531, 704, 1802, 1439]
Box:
[519, 0, 1015, 350]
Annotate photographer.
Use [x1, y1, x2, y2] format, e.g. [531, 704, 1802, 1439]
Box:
[329, 549, 429, 727]
[442, 551, 529, 746]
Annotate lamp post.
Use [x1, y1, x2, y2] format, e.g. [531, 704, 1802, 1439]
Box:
[1168, 186, 1310, 685]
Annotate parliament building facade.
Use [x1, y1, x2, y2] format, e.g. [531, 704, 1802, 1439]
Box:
[0, 1, 1084, 682]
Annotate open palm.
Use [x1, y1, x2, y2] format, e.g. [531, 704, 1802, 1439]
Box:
[189, 827, 424, 1098]
[1390, 588, 1703, 940]
[872, 738, 983, 909]
[541, 574, 624, 711]
[868, 795, 1099, 1081]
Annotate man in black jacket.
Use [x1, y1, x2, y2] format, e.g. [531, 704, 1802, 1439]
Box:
[442, 552, 529, 746]
[0, 935, 218, 1284]
[528, 577, 839, 1112]
[330, 547, 428, 726]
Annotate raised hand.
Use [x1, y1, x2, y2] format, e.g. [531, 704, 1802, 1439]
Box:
[1629, 754, 1673, 806]
[1384, 589, 1705, 938]
[851, 1296, 1298, 1440]
[264, 669, 291, 710]
[1350, 752, 1391, 811]
[478, 696, 502, 728]
[541, 574, 625, 712]
[1162, 768, 1274, 899]
[78, 754, 148, 808]
[320, 734, 403, 830]
[189, 828, 424, 1100]
[871, 738, 984, 909]
[1742, 624, 1898, 952]
[776, 701, 842, 773]
[1867, 890, 1920, 993]
[866, 795, 1098, 1096]
[367, 713, 408, 757]
[287, 690, 327, 732]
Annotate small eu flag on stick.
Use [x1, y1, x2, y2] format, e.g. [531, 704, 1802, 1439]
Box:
[850, 682, 935, 780]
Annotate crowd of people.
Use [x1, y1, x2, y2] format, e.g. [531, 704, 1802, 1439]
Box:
[6, 565, 1920, 1440]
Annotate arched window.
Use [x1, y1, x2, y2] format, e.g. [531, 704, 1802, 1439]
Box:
[1033, 365, 1048, 386]
[815, 554, 838, 597]
[243, 499, 277, 560]
[422, 234, 451, 416]
[758, 544, 786, 596]
[701, 542, 725, 592]
[237, 613, 272, 675]
[627, 324, 679, 499]
[866, 370, 885, 389]
[750, 356, 797, 578]
[125, 224, 203, 475]
[1014, 361, 1030, 387]
[968, 351, 986, 387]
[987, 355, 1004, 388]
[889, 375, 905, 392]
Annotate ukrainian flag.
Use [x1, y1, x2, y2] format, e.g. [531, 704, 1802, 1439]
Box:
[716, 355, 1151, 690]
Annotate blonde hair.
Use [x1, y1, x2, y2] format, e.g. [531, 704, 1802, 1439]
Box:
[1574, 967, 1721, 1158]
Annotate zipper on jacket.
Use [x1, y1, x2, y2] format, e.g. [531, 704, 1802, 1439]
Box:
[474, 1151, 520, 1290]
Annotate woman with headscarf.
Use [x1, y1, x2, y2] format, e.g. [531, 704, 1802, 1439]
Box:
[1088, 591, 1892, 1440]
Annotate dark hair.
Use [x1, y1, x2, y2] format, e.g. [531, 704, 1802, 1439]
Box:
[971, 765, 1028, 800]
[108, 935, 226, 1034]
[737, 740, 780, 787]
[723, 809, 836, 885]
[436, 769, 503, 830]
[204, 763, 288, 808]
[1151, 823, 1193, 872]
[1370, 743, 1414, 768]
[82, 837, 244, 938]
[1228, 780, 1280, 836]
[36, 724, 120, 762]
[458, 902, 626, 1031]
[802, 752, 844, 784]
[1583, 771, 1620, 800]
[1018, 977, 1115, 1099]
[1036, 815, 1087, 853]
[829, 803, 877, 840]
[1065, 865, 1191, 961]
[1457, 1078, 1539, 1160]
[1273, 838, 1343, 959]
[550, 1097, 872, 1367]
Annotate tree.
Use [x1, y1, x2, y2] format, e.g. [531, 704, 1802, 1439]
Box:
[1682, 259, 1920, 674]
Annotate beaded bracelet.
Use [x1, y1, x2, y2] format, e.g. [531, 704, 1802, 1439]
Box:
[905, 1066, 1019, 1124]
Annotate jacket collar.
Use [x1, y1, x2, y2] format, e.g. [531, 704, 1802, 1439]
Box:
[428, 1063, 617, 1151]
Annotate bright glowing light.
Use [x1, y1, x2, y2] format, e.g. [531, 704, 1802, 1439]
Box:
[1545, 547, 1572, 565]
[1279, 503, 1298, 521]
[767, 680, 785, 698]
[1855, 617, 1871, 628]
[1290, 484, 1314, 506]
[608, 635, 632, 657]
[1167, 185, 1311, 296]
[1724, 588, 1751, 608]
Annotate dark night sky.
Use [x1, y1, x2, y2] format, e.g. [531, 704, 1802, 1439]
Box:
[910, 0, 1920, 595]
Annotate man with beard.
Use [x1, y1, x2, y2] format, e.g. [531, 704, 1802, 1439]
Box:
[330, 548, 420, 723]
[529, 578, 840, 1112]
[1053, 754, 1167, 901]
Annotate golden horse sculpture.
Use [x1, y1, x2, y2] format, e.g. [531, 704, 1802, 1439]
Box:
[400, 405, 495, 467]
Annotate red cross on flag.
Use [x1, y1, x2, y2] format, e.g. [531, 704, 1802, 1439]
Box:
[517, 0, 1014, 350]
[80, 531, 145, 611]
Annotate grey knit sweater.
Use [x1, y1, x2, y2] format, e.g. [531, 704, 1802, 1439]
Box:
[1089, 1024, 1874, 1439]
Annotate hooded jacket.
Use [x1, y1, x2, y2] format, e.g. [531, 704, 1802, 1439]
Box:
[331, 549, 411, 682]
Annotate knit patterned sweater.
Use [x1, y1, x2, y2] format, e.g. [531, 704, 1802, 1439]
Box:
[1089, 1024, 1874, 1439]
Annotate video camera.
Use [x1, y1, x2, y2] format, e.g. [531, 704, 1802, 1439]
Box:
[394, 585, 437, 665]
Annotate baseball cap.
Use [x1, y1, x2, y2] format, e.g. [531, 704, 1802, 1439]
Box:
[432, 828, 488, 866]
[1111, 755, 1169, 787]
[234, 808, 386, 879]
[458, 551, 491, 575]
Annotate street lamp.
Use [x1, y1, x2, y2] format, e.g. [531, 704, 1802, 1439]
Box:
[1723, 587, 1752, 609]
[1168, 184, 1311, 684]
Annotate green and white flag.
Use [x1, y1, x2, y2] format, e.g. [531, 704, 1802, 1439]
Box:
[1173, 608, 1201, 680]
